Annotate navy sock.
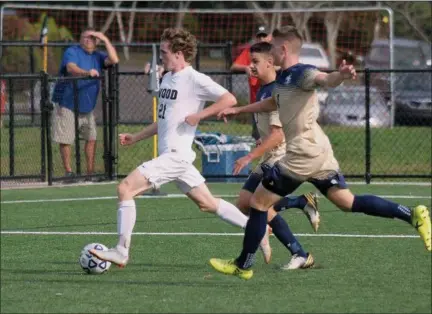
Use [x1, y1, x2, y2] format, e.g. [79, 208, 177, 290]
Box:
[269, 214, 307, 257]
[273, 195, 308, 212]
[352, 195, 411, 223]
[236, 208, 268, 269]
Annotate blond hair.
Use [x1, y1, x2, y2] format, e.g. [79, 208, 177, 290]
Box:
[161, 28, 197, 63]
[272, 25, 303, 42]
[272, 25, 303, 53]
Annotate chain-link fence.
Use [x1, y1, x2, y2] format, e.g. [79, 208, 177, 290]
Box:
[0, 69, 117, 184]
[0, 74, 45, 181]
[1, 58, 431, 185]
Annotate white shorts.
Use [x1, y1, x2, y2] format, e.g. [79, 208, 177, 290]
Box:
[137, 152, 205, 194]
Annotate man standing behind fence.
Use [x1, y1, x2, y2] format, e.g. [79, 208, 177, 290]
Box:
[231, 25, 272, 144]
[51, 28, 119, 181]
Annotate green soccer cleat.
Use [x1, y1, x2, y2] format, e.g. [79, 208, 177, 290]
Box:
[209, 258, 253, 280]
[411, 205, 431, 251]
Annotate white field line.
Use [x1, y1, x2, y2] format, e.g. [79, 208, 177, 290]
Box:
[1, 181, 430, 191]
[1, 193, 431, 204]
[0, 230, 419, 238]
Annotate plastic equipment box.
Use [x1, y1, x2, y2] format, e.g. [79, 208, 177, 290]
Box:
[200, 143, 251, 182]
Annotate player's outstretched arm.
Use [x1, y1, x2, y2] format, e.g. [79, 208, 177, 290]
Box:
[119, 122, 158, 146]
[314, 59, 357, 88]
[185, 92, 237, 126]
[217, 97, 277, 122]
[233, 125, 284, 175]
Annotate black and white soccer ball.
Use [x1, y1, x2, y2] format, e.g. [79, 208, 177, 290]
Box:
[79, 243, 111, 274]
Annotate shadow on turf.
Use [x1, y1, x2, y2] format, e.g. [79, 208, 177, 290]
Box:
[2, 259, 324, 283]
[7, 216, 217, 230]
[1, 277, 251, 287]
[49, 262, 213, 272]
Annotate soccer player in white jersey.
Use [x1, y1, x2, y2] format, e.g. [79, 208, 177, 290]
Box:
[90, 28, 271, 267]
[210, 25, 431, 280]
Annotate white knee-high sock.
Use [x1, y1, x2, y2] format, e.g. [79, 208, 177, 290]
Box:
[116, 200, 136, 256]
[215, 199, 248, 229]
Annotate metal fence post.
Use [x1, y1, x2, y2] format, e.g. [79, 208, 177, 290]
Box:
[39, 72, 46, 182]
[196, 42, 201, 71]
[364, 68, 372, 184]
[113, 63, 119, 179]
[29, 46, 36, 125]
[72, 80, 81, 175]
[115, 63, 120, 125]
[107, 67, 114, 180]
[8, 78, 14, 176]
[42, 72, 53, 186]
[101, 70, 109, 178]
[226, 41, 233, 92]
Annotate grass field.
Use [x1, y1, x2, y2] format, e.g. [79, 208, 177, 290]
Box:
[1, 182, 431, 313]
[1, 123, 431, 178]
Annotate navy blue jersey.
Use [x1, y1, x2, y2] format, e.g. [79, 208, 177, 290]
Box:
[253, 77, 286, 162]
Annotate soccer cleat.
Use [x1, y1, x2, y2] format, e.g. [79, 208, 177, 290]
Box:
[411, 205, 431, 251]
[281, 253, 315, 270]
[303, 192, 320, 232]
[89, 247, 129, 268]
[209, 258, 253, 280]
[259, 226, 272, 264]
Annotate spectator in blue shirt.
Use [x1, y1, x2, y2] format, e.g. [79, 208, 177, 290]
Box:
[52, 28, 119, 181]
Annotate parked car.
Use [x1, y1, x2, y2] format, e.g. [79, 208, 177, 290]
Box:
[364, 38, 431, 102]
[365, 38, 431, 69]
[300, 43, 330, 105]
[321, 85, 390, 128]
[300, 43, 331, 70]
[394, 73, 432, 126]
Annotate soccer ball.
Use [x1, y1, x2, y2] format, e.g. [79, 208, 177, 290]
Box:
[79, 243, 111, 274]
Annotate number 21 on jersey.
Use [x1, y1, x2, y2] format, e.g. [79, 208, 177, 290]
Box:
[158, 103, 167, 119]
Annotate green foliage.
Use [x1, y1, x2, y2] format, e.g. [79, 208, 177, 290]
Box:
[384, 2, 432, 41]
[182, 13, 199, 34]
[1, 13, 74, 74]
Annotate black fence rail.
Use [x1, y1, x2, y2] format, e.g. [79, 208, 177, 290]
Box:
[0, 68, 118, 184]
[0, 40, 232, 76]
[1, 66, 431, 185]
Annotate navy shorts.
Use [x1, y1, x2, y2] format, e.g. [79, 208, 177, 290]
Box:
[242, 172, 263, 193]
[309, 172, 348, 196]
[261, 163, 348, 197]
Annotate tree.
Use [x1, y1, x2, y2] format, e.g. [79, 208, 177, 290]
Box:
[175, 1, 191, 28]
[284, 1, 325, 43]
[98, 1, 137, 60]
[88, 1, 94, 27]
[324, 10, 344, 68]
[383, 1, 431, 43]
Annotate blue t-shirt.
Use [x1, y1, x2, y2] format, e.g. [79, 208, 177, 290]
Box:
[256, 81, 276, 102]
[52, 45, 107, 113]
[252, 76, 277, 126]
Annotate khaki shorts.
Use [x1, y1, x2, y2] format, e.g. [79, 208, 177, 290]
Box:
[276, 149, 340, 182]
[51, 104, 97, 145]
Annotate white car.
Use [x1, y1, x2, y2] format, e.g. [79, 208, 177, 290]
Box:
[300, 43, 331, 70]
[300, 43, 330, 106]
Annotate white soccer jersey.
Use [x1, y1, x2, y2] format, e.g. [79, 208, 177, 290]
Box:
[157, 66, 227, 161]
